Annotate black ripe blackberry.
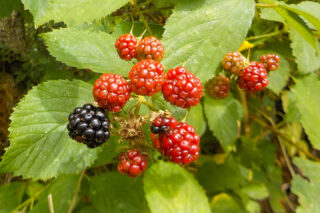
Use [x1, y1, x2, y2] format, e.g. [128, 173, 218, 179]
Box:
[67, 104, 110, 148]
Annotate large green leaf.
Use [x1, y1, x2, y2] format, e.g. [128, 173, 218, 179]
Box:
[197, 157, 245, 194]
[30, 174, 79, 213]
[144, 161, 210, 213]
[210, 193, 243, 213]
[292, 158, 320, 213]
[291, 74, 320, 149]
[204, 96, 243, 150]
[42, 28, 132, 75]
[0, 80, 98, 180]
[162, 0, 255, 83]
[186, 103, 206, 136]
[0, 182, 25, 213]
[261, 0, 318, 51]
[22, 0, 129, 27]
[260, 7, 320, 74]
[277, 2, 320, 32]
[297, 1, 320, 30]
[89, 172, 149, 213]
[289, 29, 320, 74]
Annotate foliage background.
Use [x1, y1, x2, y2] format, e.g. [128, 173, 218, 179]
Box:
[0, 0, 320, 212]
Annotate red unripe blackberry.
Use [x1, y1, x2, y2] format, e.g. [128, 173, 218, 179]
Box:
[237, 62, 269, 93]
[162, 67, 202, 108]
[128, 60, 165, 96]
[93, 73, 131, 112]
[150, 114, 178, 134]
[117, 149, 147, 177]
[115, 33, 137, 61]
[222, 51, 245, 75]
[161, 122, 200, 165]
[67, 104, 110, 148]
[205, 75, 230, 99]
[136, 36, 164, 61]
[260, 54, 280, 71]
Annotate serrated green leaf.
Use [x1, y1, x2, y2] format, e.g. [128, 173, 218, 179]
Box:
[277, 2, 320, 32]
[210, 193, 244, 213]
[291, 74, 320, 149]
[260, 8, 284, 23]
[22, 0, 129, 27]
[204, 96, 243, 150]
[0, 182, 25, 213]
[186, 103, 206, 136]
[289, 29, 320, 74]
[42, 28, 132, 75]
[21, 0, 49, 25]
[292, 158, 320, 213]
[282, 91, 301, 122]
[89, 172, 149, 213]
[30, 174, 79, 213]
[144, 161, 210, 213]
[271, 6, 318, 51]
[297, 1, 320, 30]
[162, 0, 255, 83]
[0, 80, 98, 180]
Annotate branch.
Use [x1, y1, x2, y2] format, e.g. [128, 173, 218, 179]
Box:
[67, 170, 85, 213]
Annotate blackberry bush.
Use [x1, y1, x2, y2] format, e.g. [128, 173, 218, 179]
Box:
[3, 1, 318, 212]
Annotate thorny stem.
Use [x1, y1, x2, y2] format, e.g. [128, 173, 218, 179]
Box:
[67, 170, 85, 213]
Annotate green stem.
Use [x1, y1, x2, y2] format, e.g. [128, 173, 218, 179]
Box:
[246, 30, 284, 41]
[255, 3, 277, 8]
[12, 183, 50, 212]
[67, 170, 85, 213]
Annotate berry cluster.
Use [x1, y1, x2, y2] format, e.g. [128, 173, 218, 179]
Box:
[67, 104, 110, 148]
[150, 114, 200, 165]
[67, 33, 203, 178]
[205, 51, 280, 98]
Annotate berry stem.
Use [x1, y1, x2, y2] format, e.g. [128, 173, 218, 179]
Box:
[246, 30, 285, 41]
[131, 2, 153, 35]
[68, 169, 85, 213]
[237, 86, 250, 137]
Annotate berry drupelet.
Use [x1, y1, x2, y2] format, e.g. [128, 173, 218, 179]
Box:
[117, 149, 148, 177]
[260, 54, 280, 71]
[150, 114, 178, 134]
[93, 73, 131, 112]
[237, 62, 269, 92]
[205, 75, 230, 99]
[115, 33, 137, 61]
[129, 60, 165, 96]
[67, 104, 110, 148]
[222, 51, 245, 75]
[162, 66, 202, 108]
[136, 36, 164, 61]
